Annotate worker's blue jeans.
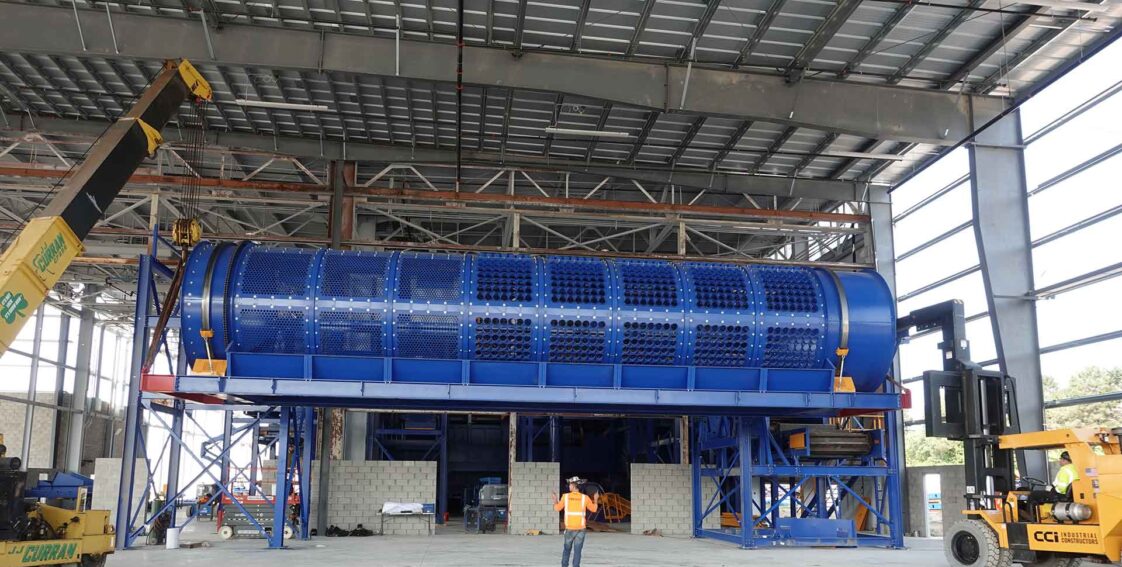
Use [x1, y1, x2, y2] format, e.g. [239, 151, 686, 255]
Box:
[561, 529, 586, 567]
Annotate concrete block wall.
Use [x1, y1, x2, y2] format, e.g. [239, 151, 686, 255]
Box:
[630, 464, 694, 535]
[269, 459, 436, 535]
[509, 461, 559, 535]
[906, 464, 967, 537]
[0, 393, 59, 468]
[91, 458, 149, 528]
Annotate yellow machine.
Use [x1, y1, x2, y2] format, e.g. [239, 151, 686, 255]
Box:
[907, 301, 1122, 566]
[945, 428, 1122, 567]
[0, 59, 211, 356]
[0, 435, 114, 567]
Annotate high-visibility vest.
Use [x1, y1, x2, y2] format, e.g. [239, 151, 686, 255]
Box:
[563, 492, 589, 530]
[1054, 463, 1079, 494]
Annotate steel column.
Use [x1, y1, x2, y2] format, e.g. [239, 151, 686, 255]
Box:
[65, 285, 98, 472]
[165, 400, 185, 528]
[270, 406, 292, 548]
[867, 183, 905, 545]
[968, 107, 1047, 480]
[116, 254, 151, 548]
[438, 414, 448, 524]
[299, 407, 314, 539]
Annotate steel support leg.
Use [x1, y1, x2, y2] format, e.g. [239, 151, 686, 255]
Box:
[738, 418, 754, 549]
[438, 414, 448, 524]
[691, 418, 702, 537]
[165, 400, 184, 529]
[969, 107, 1047, 480]
[251, 421, 261, 495]
[271, 407, 292, 549]
[117, 255, 151, 548]
[299, 407, 314, 539]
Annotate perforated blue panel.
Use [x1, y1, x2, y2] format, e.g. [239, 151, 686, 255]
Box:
[393, 253, 466, 359]
[475, 254, 533, 303]
[759, 267, 819, 312]
[315, 250, 392, 357]
[690, 264, 751, 310]
[693, 324, 751, 367]
[231, 247, 316, 354]
[619, 261, 678, 307]
[397, 253, 463, 302]
[474, 317, 533, 360]
[749, 266, 828, 370]
[548, 319, 608, 362]
[763, 327, 823, 368]
[396, 313, 461, 359]
[548, 257, 606, 305]
[319, 311, 385, 356]
[621, 322, 678, 364]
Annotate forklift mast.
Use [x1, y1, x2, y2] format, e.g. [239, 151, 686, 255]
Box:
[897, 300, 1028, 509]
[0, 60, 211, 355]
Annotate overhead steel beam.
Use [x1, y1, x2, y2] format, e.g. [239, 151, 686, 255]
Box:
[969, 107, 1046, 480]
[680, 0, 723, 61]
[886, 0, 987, 85]
[8, 117, 884, 201]
[838, 3, 915, 79]
[626, 0, 659, 57]
[0, 3, 1008, 145]
[735, 0, 789, 66]
[975, 27, 1068, 94]
[786, 0, 864, 82]
[669, 117, 706, 165]
[938, 7, 1046, 91]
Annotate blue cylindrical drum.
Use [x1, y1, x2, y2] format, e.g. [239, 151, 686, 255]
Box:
[181, 242, 896, 392]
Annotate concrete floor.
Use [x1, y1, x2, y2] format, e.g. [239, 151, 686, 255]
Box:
[106, 522, 948, 566]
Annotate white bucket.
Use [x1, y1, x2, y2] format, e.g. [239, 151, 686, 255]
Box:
[165, 526, 181, 550]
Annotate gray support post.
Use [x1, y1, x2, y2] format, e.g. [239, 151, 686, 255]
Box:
[968, 108, 1047, 480]
[65, 286, 98, 472]
[270, 407, 292, 548]
[438, 414, 448, 524]
[251, 421, 261, 495]
[21, 306, 44, 468]
[344, 411, 367, 460]
[220, 411, 233, 489]
[316, 408, 332, 534]
[51, 315, 70, 469]
[867, 183, 907, 543]
[165, 400, 184, 528]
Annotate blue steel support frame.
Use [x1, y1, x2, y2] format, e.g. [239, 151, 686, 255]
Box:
[120, 252, 315, 549]
[691, 416, 903, 548]
[131, 241, 904, 550]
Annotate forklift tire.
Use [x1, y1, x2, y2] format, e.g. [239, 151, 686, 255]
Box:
[1025, 554, 1081, 567]
[80, 554, 107, 567]
[945, 520, 1012, 567]
[219, 525, 235, 540]
[284, 525, 295, 539]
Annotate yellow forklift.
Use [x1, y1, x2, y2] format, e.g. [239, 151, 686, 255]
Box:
[0, 436, 114, 567]
[906, 301, 1122, 567]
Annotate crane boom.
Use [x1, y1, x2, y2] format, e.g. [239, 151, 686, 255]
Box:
[0, 59, 211, 354]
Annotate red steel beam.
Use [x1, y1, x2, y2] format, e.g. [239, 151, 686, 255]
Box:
[0, 165, 869, 224]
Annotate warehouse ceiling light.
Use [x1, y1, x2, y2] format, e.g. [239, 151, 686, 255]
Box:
[235, 99, 333, 112]
[543, 127, 631, 138]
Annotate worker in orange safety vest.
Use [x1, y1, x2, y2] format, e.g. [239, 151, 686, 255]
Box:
[551, 476, 599, 567]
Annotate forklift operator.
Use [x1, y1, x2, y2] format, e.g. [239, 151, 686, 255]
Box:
[1053, 450, 1079, 495]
